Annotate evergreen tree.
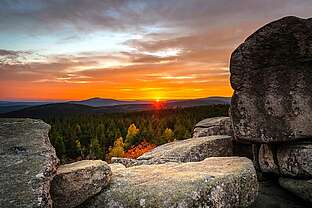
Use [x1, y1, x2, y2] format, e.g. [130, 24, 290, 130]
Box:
[54, 134, 66, 161]
[90, 137, 104, 159]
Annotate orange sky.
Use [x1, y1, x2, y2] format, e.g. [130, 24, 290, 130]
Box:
[0, 1, 311, 101]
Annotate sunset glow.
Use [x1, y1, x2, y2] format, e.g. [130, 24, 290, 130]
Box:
[1, 1, 311, 101]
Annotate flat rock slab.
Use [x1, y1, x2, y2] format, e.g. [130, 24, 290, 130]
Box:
[279, 178, 312, 204]
[193, 117, 232, 137]
[0, 118, 59, 208]
[51, 160, 112, 208]
[82, 157, 258, 208]
[111, 157, 157, 167]
[137, 135, 233, 163]
[230, 16, 312, 143]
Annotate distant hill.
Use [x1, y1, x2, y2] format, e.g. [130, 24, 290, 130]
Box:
[69, 97, 150, 107]
[0, 96, 231, 116]
[168, 97, 230, 107]
[0, 101, 55, 113]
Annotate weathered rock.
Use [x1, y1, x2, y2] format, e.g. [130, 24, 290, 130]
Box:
[111, 157, 159, 167]
[279, 178, 312, 204]
[230, 16, 312, 143]
[193, 117, 232, 137]
[81, 157, 258, 208]
[257, 141, 312, 178]
[137, 135, 233, 163]
[0, 118, 59, 208]
[252, 180, 310, 208]
[277, 141, 312, 178]
[51, 160, 112, 208]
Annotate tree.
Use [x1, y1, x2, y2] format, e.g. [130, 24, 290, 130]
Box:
[125, 123, 140, 148]
[54, 134, 66, 161]
[162, 128, 174, 143]
[108, 137, 125, 161]
[90, 137, 104, 159]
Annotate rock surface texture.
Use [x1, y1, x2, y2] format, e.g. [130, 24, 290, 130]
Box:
[137, 135, 233, 163]
[279, 178, 312, 204]
[50, 160, 112, 208]
[192, 117, 232, 137]
[82, 157, 258, 208]
[0, 118, 59, 208]
[230, 16, 312, 143]
[257, 141, 312, 178]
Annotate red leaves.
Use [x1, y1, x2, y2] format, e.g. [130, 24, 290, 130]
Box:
[124, 140, 156, 159]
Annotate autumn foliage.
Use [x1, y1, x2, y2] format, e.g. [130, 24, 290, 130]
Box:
[124, 140, 156, 159]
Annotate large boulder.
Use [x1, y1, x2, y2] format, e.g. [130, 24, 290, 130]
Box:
[257, 141, 312, 178]
[230, 16, 312, 143]
[192, 117, 232, 137]
[50, 160, 112, 208]
[0, 118, 59, 208]
[279, 178, 312, 204]
[137, 135, 233, 163]
[81, 157, 258, 208]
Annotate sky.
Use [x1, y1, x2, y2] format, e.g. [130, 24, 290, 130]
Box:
[0, 0, 311, 101]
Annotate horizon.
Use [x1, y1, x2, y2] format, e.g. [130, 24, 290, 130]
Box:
[0, 95, 231, 102]
[0, 1, 311, 101]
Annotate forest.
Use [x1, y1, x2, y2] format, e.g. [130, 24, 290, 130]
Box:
[45, 105, 229, 163]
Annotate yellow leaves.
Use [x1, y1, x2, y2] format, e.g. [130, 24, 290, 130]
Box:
[127, 123, 139, 138]
[162, 128, 175, 143]
[108, 137, 125, 161]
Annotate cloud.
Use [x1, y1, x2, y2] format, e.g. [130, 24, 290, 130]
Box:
[1, 0, 311, 35]
[1, 1, 312, 100]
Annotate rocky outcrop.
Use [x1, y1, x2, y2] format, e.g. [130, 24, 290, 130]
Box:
[229, 16, 312, 207]
[279, 178, 312, 204]
[50, 160, 112, 208]
[257, 141, 312, 178]
[81, 157, 258, 208]
[277, 141, 312, 178]
[137, 135, 232, 163]
[192, 117, 254, 160]
[0, 118, 59, 208]
[230, 16, 312, 143]
[192, 117, 232, 137]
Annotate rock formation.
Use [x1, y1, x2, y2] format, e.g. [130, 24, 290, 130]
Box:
[192, 117, 254, 159]
[81, 157, 258, 208]
[50, 160, 112, 208]
[112, 135, 232, 167]
[0, 118, 59, 208]
[192, 117, 232, 137]
[230, 16, 312, 143]
[230, 16, 312, 205]
[138, 135, 232, 162]
[258, 141, 312, 178]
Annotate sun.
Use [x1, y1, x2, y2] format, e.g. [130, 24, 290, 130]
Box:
[156, 98, 160, 102]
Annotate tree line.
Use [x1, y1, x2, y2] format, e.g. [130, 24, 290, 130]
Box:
[46, 105, 229, 163]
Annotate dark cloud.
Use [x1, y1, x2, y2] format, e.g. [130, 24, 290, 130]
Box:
[1, 0, 311, 34]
